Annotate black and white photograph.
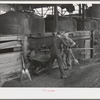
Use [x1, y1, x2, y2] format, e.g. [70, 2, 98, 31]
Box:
[0, 0, 100, 94]
[0, 2, 100, 88]
[0, 0, 100, 99]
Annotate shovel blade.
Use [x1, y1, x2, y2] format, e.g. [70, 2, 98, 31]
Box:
[25, 69, 32, 81]
[21, 69, 32, 81]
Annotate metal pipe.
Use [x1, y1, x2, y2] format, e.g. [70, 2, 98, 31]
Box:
[44, 7, 50, 17]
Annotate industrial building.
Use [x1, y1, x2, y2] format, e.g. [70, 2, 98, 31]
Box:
[0, 4, 100, 87]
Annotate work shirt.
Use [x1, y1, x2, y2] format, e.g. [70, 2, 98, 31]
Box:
[57, 33, 76, 48]
[51, 35, 62, 54]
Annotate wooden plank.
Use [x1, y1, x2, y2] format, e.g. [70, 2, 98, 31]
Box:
[0, 52, 21, 64]
[0, 55, 21, 64]
[85, 39, 91, 59]
[0, 57, 21, 65]
[68, 31, 90, 36]
[72, 48, 93, 50]
[0, 64, 21, 75]
[70, 36, 90, 40]
[0, 41, 21, 49]
[0, 60, 22, 70]
[0, 64, 22, 75]
[0, 35, 23, 41]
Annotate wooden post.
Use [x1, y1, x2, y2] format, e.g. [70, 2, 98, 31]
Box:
[54, 5, 58, 32]
[22, 35, 29, 62]
[41, 7, 43, 18]
[52, 6, 54, 15]
[79, 4, 81, 16]
[61, 8, 63, 16]
[90, 31, 94, 58]
[82, 4, 85, 30]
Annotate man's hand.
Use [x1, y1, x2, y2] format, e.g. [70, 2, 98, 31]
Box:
[72, 44, 78, 48]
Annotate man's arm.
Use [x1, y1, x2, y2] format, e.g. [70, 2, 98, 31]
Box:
[57, 35, 68, 47]
[57, 34, 76, 48]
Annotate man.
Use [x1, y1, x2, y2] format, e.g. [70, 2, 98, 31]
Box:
[58, 31, 78, 70]
[49, 32, 67, 79]
[49, 31, 78, 79]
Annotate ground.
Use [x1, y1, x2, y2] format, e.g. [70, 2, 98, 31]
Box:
[2, 58, 100, 87]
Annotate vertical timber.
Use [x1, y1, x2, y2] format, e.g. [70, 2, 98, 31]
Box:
[82, 4, 85, 30]
[79, 4, 81, 16]
[54, 5, 58, 32]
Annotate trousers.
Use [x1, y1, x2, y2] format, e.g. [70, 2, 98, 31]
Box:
[63, 49, 72, 69]
[49, 50, 66, 78]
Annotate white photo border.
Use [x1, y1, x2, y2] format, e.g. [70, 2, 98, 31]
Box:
[0, 1, 100, 99]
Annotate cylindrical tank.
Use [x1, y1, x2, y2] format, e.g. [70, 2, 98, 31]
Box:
[73, 17, 98, 31]
[92, 4, 100, 18]
[45, 15, 77, 32]
[91, 4, 100, 30]
[85, 18, 98, 31]
[91, 5, 100, 58]
[86, 6, 92, 18]
[0, 11, 45, 35]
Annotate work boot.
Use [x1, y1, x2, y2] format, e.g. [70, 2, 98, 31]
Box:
[59, 66, 67, 79]
[64, 67, 69, 70]
[65, 63, 72, 70]
[61, 75, 67, 79]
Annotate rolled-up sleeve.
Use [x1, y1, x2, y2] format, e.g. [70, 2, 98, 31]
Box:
[62, 34, 76, 47]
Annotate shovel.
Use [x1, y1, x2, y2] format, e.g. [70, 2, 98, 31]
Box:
[21, 54, 32, 81]
[69, 48, 79, 65]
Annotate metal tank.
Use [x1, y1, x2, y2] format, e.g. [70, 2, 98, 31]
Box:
[85, 18, 98, 31]
[0, 11, 45, 36]
[73, 17, 98, 31]
[92, 4, 100, 30]
[92, 4, 100, 18]
[92, 4, 100, 58]
[45, 15, 77, 32]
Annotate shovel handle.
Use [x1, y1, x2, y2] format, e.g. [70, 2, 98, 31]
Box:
[69, 48, 76, 59]
[22, 55, 26, 69]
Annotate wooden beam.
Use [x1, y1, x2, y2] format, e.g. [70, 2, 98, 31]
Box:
[0, 35, 22, 41]
[0, 52, 21, 64]
[0, 41, 21, 49]
[0, 63, 22, 73]
[0, 59, 21, 69]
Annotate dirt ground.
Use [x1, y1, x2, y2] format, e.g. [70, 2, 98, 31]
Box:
[2, 57, 100, 87]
